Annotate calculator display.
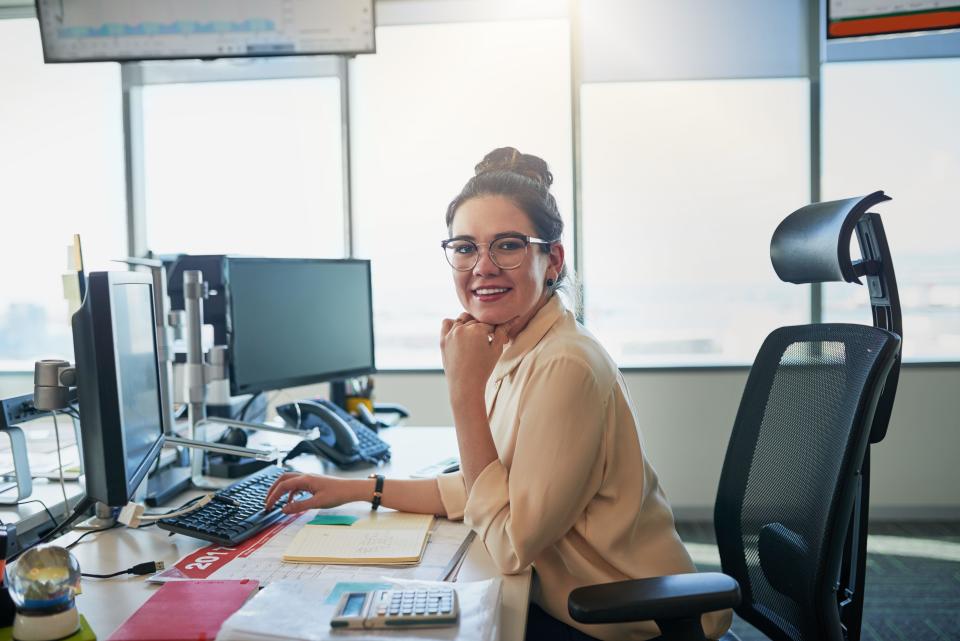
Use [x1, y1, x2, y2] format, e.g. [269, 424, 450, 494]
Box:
[343, 593, 366, 617]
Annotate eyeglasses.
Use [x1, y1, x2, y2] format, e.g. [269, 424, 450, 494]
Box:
[441, 234, 554, 271]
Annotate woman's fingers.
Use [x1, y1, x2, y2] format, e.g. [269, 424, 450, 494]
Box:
[281, 494, 324, 514]
[265, 475, 312, 510]
[264, 473, 298, 508]
[441, 318, 455, 340]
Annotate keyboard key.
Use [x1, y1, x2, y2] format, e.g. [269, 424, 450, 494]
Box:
[157, 465, 288, 546]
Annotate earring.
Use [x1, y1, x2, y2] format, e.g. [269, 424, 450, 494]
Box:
[546, 278, 555, 288]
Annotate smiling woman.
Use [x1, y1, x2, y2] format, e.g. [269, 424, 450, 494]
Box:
[432, 148, 732, 640]
[264, 148, 732, 641]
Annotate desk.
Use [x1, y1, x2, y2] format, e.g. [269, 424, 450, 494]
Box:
[54, 427, 531, 640]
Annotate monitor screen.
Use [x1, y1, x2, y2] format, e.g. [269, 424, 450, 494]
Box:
[110, 282, 165, 486]
[73, 271, 165, 507]
[35, 0, 375, 63]
[225, 258, 375, 395]
[828, 1, 960, 38]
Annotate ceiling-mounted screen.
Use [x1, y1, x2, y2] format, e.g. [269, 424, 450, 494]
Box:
[828, 1, 960, 39]
[35, 0, 375, 63]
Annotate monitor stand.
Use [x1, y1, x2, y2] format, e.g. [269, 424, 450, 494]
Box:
[144, 464, 193, 507]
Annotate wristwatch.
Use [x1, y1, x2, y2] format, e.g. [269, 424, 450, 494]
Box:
[369, 473, 385, 510]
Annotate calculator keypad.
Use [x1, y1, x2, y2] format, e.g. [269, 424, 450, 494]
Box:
[370, 588, 458, 627]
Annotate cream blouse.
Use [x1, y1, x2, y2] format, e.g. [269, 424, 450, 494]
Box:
[436, 296, 732, 640]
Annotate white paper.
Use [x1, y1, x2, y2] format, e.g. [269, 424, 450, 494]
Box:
[215, 577, 501, 641]
[152, 510, 472, 585]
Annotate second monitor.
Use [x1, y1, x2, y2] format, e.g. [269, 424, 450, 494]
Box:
[224, 258, 375, 396]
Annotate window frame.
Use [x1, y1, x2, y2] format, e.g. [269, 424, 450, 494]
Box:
[123, 56, 351, 258]
[0, 12, 128, 372]
[2, 0, 957, 373]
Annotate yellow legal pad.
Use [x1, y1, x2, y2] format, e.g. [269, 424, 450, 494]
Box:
[282, 512, 435, 565]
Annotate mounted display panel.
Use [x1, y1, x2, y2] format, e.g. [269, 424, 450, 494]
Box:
[828, 0, 960, 38]
[224, 257, 376, 396]
[35, 0, 375, 63]
[826, 0, 960, 60]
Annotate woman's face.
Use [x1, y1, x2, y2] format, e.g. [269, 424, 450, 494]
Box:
[448, 195, 564, 330]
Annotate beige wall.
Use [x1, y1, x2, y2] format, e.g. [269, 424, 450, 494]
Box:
[3, 365, 956, 518]
[374, 366, 960, 518]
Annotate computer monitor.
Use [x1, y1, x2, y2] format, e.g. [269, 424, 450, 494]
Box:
[72, 271, 165, 507]
[35, 0, 375, 63]
[224, 258, 375, 396]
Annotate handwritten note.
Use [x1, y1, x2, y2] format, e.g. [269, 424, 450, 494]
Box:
[283, 512, 434, 565]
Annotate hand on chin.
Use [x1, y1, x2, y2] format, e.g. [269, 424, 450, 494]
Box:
[468, 309, 524, 336]
[469, 308, 510, 326]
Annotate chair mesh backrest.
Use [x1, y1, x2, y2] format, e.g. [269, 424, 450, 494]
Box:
[714, 323, 899, 641]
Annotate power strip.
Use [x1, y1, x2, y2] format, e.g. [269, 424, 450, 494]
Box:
[0, 393, 51, 429]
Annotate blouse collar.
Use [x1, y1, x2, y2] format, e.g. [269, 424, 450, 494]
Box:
[490, 295, 566, 383]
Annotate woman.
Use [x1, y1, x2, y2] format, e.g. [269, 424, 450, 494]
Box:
[265, 148, 731, 640]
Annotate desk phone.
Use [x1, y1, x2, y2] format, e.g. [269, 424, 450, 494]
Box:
[277, 399, 390, 469]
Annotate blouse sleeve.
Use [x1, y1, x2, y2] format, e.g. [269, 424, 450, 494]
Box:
[436, 471, 468, 520]
[463, 355, 609, 574]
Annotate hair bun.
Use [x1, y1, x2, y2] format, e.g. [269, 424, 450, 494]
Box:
[475, 147, 553, 189]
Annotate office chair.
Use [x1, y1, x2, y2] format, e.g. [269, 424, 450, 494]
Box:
[568, 192, 902, 641]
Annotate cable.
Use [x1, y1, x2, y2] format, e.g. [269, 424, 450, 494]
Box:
[119, 493, 214, 528]
[237, 392, 263, 422]
[17, 499, 59, 531]
[142, 493, 208, 517]
[81, 560, 165, 579]
[64, 522, 121, 550]
[65, 403, 81, 420]
[7, 496, 95, 563]
[50, 410, 71, 520]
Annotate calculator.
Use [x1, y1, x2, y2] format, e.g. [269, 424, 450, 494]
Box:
[330, 587, 459, 629]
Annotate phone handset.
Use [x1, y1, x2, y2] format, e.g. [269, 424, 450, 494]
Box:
[276, 400, 360, 466]
[278, 399, 391, 469]
[307, 400, 361, 455]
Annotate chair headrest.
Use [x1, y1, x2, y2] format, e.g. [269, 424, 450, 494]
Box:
[770, 191, 890, 285]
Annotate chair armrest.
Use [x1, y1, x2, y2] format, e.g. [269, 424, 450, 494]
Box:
[568, 572, 740, 624]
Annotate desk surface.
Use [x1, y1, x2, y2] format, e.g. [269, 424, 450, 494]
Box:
[54, 426, 530, 641]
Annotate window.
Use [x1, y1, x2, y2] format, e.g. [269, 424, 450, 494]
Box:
[580, 78, 811, 366]
[822, 59, 960, 362]
[350, 19, 573, 368]
[141, 77, 345, 258]
[0, 18, 125, 372]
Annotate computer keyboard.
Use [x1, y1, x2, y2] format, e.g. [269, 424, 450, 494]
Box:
[157, 465, 291, 546]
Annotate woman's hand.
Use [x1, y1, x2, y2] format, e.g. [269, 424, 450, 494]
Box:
[440, 313, 513, 403]
[264, 472, 364, 515]
[440, 313, 517, 489]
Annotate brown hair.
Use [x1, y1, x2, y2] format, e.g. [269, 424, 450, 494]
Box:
[445, 147, 566, 286]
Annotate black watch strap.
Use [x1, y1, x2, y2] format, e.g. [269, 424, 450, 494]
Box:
[369, 473, 385, 510]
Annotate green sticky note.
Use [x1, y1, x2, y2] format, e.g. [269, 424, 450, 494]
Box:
[324, 582, 393, 604]
[308, 514, 359, 526]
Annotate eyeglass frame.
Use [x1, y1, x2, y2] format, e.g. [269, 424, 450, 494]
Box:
[440, 233, 557, 271]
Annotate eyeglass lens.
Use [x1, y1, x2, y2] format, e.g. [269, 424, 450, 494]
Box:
[444, 237, 528, 270]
